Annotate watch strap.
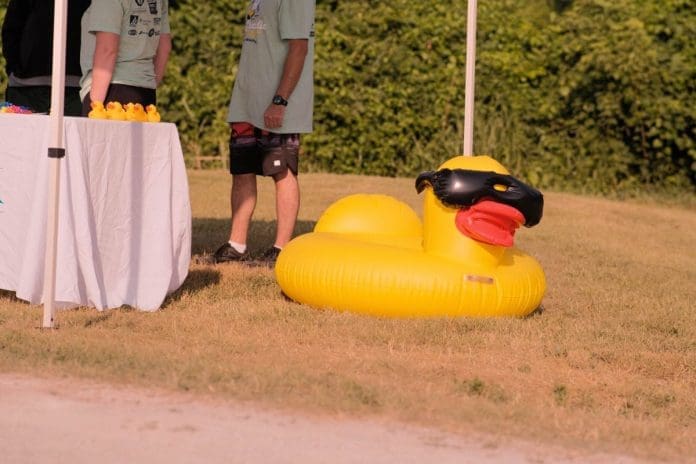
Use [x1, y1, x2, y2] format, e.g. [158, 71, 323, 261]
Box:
[272, 95, 288, 106]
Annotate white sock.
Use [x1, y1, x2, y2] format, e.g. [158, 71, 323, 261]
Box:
[228, 241, 247, 253]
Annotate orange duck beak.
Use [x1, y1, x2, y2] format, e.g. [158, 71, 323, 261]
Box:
[455, 200, 524, 247]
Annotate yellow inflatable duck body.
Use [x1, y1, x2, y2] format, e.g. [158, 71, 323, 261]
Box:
[275, 155, 546, 318]
[106, 101, 127, 120]
[88, 101, 108, 119]
[146, 104, 161, 122]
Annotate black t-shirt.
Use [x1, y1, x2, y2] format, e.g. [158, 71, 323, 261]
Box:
[1, 0, 91, 78]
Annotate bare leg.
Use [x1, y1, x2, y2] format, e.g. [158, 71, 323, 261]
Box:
[229, 173, 257, 245]
[272, 169, 300, 248]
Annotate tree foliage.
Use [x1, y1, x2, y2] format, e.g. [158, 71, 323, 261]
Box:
[0, 0, 693, 192]
[164, 0, 695, 191]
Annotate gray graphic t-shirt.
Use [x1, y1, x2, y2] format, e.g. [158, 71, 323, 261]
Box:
[80, 0, 170, 100]
[227, 0, 316, 133]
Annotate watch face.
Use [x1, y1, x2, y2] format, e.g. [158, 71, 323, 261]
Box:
[273, 95, 288, 106]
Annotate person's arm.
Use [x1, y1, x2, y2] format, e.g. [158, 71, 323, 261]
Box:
[263, 38, 308, 129]
[1, 0, 31, 76]
[154, 33, 172, 86]
[89, 31, 120, 103]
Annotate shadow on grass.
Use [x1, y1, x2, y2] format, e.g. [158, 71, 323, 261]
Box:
[0, 289, 21, 302]
[191, 218, 316, 256]
[524, 305, 545, 318]
[162, 268, 222, 309]
[83, 313, 112, 328]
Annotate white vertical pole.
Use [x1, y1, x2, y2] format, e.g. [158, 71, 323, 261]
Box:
[462, 0, 478, 157]
[42, 0, 68, 328]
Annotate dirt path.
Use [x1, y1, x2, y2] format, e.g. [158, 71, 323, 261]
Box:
[0, 374, 646, 464]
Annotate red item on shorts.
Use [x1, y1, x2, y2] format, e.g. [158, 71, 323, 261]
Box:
[231, 122, 256, 137]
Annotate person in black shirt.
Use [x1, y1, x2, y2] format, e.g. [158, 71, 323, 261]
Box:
[2, 0, 91, 115]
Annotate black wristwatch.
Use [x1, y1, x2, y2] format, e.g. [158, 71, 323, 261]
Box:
[272, 94, 288, 106]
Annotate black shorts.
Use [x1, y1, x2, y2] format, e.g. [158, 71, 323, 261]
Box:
[81, 83, 156, 117]
[229, 122, 300, 176]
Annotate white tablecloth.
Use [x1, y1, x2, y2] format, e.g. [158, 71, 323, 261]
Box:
[0, 114, 191, 311]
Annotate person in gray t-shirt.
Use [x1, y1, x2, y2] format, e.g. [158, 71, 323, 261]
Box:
[214, 0, 316, 267]
[79, 0, 172, 115]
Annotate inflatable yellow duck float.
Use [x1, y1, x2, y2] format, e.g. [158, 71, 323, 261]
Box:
[275, 155, 546, 318]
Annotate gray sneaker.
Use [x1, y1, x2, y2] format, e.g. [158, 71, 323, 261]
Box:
[213, 243, 251, 263]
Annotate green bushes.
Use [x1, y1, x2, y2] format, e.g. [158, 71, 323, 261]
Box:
[162, 0, 694, 192]
[515, 0, 696, 192]
[0, 0, 693, 192]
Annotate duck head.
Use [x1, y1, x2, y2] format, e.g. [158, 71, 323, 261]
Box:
[415, 156, 543, 263]
[107, 101, 123, 111]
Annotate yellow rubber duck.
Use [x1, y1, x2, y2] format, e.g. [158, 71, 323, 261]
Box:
[133, 103, 148, 122]
[145, 104, 161, 122]
[106, 101, 127, 120]
[124, 102, 137, 121]
[124, 103, 148, 122]
[275, 155, 546, 318]
[88, 101, 108, 119]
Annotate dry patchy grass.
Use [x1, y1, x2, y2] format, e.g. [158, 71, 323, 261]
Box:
[1, 170, 695, 462]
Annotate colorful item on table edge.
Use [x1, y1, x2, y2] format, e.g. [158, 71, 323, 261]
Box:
[0, 102, 33, 114]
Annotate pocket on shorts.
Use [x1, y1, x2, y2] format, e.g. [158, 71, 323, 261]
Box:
[261, 134, 300, 176]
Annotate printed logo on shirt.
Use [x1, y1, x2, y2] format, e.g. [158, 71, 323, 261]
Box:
[246, 0, 261, 20]
[131, 0, 147, 13]
[244, 0, 265, 43]
[127, 0, 162, 37]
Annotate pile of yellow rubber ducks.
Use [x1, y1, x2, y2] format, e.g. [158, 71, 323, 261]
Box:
[88, 101, 161, 123]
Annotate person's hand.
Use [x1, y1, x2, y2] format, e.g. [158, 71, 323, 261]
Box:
[264, 104, 286, 129]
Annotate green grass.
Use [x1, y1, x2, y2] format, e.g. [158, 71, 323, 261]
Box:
[1, 169, 695, 461]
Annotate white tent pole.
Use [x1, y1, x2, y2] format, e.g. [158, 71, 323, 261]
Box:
[462, 0, 477, 157]
[42, 0, 69, 328]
